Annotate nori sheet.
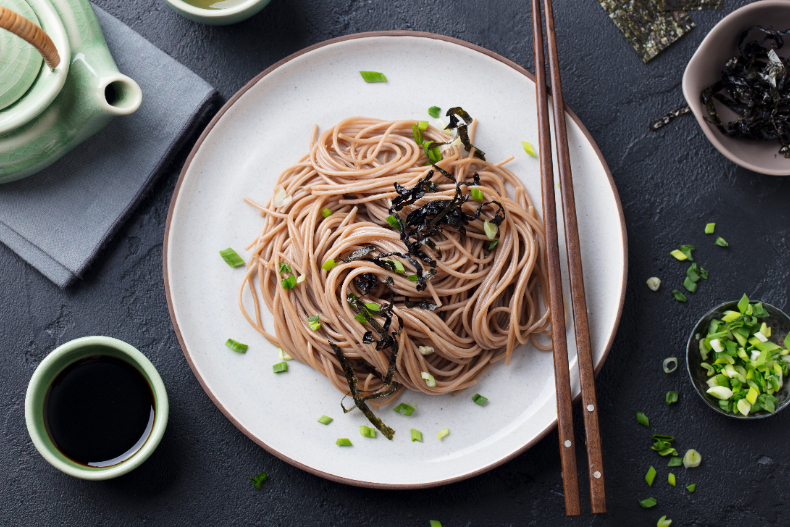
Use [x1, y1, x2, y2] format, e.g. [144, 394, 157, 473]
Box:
[598, 0, 695, 63]
[660, 0, 723, 11]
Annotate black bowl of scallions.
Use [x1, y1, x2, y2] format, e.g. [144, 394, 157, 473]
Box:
[687, 296, 790, 419]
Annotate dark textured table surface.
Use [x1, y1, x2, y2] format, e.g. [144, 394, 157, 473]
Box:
[2, 0, 789, 525]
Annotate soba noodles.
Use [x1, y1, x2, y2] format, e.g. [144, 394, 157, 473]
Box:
[239, 112, 551, 437]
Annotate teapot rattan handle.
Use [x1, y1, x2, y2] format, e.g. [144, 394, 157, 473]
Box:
[0, 5, 60, 69]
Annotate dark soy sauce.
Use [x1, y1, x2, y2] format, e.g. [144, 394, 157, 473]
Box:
[44, 354, 155, 467]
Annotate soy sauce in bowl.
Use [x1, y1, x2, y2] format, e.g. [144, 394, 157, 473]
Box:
[44, 355, 155, 467]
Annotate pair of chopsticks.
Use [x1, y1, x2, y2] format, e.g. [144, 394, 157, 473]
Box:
[531, 0, 606, 517]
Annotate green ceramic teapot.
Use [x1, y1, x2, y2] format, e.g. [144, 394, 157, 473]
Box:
[0, 0, 142, 184]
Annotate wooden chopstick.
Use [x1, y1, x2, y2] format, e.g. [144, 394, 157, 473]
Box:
[531, 0, 607, 515]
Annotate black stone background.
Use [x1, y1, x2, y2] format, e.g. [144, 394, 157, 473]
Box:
[1, 0, 788, 525]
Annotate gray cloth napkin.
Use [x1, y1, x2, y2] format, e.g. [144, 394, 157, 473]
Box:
[0, 5, 217, 288]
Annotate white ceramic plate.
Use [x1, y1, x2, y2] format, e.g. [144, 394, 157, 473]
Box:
[164, 32, 627, 489]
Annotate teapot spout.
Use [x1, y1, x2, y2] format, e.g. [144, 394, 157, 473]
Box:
[98, 74, 142, 116]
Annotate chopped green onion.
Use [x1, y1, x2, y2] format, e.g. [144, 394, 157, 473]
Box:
[668, 473, 676, 486]
[336, 438, 352, 446]
[646, 277, 661, 291]
[471, 187, 484, 201]
[407, 274, 419, 282]
[663, 357, 678, 373]
[670, 249, 687, 261]
[321, 207, 332, 218]
[272, 362, 288, 373]
[354, 312, 367, 323]
[360, 425, 376, 438]
[418, 345, 434, 355]
[249, 471, 268, 489]
[639, 497, 657, 508]
[671, 290, 687, 303]
[421, 371, 436, 388]
[683, 449, 701, 468]
[483, 220, 497, 240]
[705, 223, 716, 234]
[428, 106, 441, 118]
[412, 124, 424, 145]
[429, 522, 442, 527]
[385, 215, 401, 229]
[665, 391, 678, 405]
[322, 259, 337, 271]
[219, 248, 245, 268]
[683, 277, 698, 293]
[281, 275, 297, 289]
[296, 275, 305, 284]
[472, 393, 488, 406]
[418, 120, 429, 130]
[359, 71, 386, 83]
[700, 267, 709, 279]
[393, 403, 415, 416]
[706, 386, 732, 400]
[637, 412, 649, 427]
[411, 428, 423, 442]
[737, 293, 750, 313]
[278, 348, 292, 361]
[679, 244, 696, 261]
[278, 262, 292, 274]
[715, 237, 728, 247]
[437, 428, 449, 440]
[307, 315, 320, 331]
[686, 484, 696, 493]
[317, 415, 333, 425]
[386, 259, 405, 273]
[737, 399, 751, 416]
[667, 457, 682, 467]
[488, 239, 499, 250]
[657, 515, 672, 527]
[645, 466, 656, 486]
[521, 141, 538, 157]
[225, 338, 248, 354]
[364, 302, 380, 312]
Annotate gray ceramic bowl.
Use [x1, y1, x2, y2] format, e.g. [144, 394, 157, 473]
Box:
[687, 300, 790, 419]
[682, 0, 790, 176]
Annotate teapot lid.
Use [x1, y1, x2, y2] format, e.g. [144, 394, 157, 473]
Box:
[0, 0, 43, 111]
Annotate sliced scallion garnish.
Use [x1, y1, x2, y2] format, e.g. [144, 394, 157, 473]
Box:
[321, 207, 332, 218]
[407, 274, 419, 282]
[705, 223, 715, 234]
[683, 449, 701, 468]
[428, 106, 441, 118]
[671, 290, 687, 303]
[657, 515, 672, 527]
[637, 412, 649, 427]
[385, 215, 401, 229]
[360, 425, 376, 438]
[645, 466, 656, 486]
[471, 187, 484, 201]
[307, 315, 320, 331]
[667, 456, 682, 467]
[410, 428, 423, 442]
[278, 262, 292, 274]
[336, 438, 352, 446]
[322, 259, 337, 271]
[281, 275, 297, 289]
[668, 473, 676, 486]
[421, 371, 436, 388]
[670, 249, 687, 261]
[663, 357, 678, 373]
[686, 483, 696, 493]
[272, 362, 288, 373]
[225, 339, 248, 354]
[639, 497, 657, 508]
[418, 120, 429, 130]
[393, 403, 415, 416]
[472, 393, 488, 406]
[418, 345, 434, 355]
[488, 239, 499, 251]
[278, 348, 292, 361]
[437, 428, 449, 440]
[483, 220, 497, 240]
[317, 415, 333, 425]
[715, 237, 728, 247]
[359, 71, 386, 83]
[364, 302, 380, 312]
[646, 277, 661, 291]
[429, 521, 442, 527]
[521, 141, 538, 157]
[412, 123, 424, 145]
[665, 391, 678, 405]
[219, 248, 245, 268]
[249, 471, 268, 489]
[683, 277, 698, 293]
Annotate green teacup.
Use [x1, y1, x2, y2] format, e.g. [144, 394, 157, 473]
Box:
[25, 336, 168, 480]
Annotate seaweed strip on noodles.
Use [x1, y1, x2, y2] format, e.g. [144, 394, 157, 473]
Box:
[660, 0, 722, 11]
[598, 0, 695, 63]
[702, 26, 790, 157]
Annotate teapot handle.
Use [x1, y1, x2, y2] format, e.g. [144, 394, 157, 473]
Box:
[0, 5, 60, 69]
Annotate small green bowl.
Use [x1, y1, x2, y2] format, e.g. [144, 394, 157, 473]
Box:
[25, 336, 169, 480]
[164, 0, 271, 25]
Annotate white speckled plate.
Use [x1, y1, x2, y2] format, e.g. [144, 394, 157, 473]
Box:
[164, 32, 627, 489]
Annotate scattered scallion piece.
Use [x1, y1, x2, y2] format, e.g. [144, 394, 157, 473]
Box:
[483, 220, 497, 240]
[657, 515, 672, 527]
[272, 362, 288, 373]
[667, 457, 682, 467]
[683, 277, 698, 293]
[418, 345, 434, 355]
[353, 312, 367, 323]
[683, 449, 701, 468]
[249, 471, 268, 489]
[219, 248, 245, 268]
[639, 497, 657, 508]
[651, 434, 677, 456]
[645, 466, 657, 486]
[705, 223, 716, 234]
[470, 187, 484, 201]
[428, 106, 441, 118]
[408, 274, 419, 282]
[225, 339, 248, 354]
[679, 244, 696, 261]
[411, 428, 423, 442]
[686, 484, 696, 493]
[317, 415, 333, 425]
[472, 393, 488, 406]
[360, 425, 377, 438]
[646, 277, 661, 291]
[488, 239, 499, 250]
[412, 123, 424, 145]
[393, 403, 416, 416]
[429, 522, 442, 527]
[437, 428, 449, 440]
[281, 275, 297, 289]
[715, 237, 728, 247]
[336, 438, 352, 446]
[665, 391, 678, 405]
[421, 371, 436, 388]
[278, 348, 292, 361]
[296, 275, 306, 284]
[322, 259, 337, 271]
[418, 120, 429, 130]
[671, 290, 687, 303]
[278, 262, 292, 274]
[385, 215, 400, 229]
[668, 473, 676, 486]
[521, 141, 538, 157]
[670, 249, 687, 261]
[321, 207, 332, 218]
[365, 302, 380, 312]
[637, 412, 649, 427]
[307, 315, 320, 331]
[359, 71, 386, 83]
[663, 357, 678, 373]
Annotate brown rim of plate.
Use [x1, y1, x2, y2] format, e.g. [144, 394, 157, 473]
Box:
[162, 30, 629, 490]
